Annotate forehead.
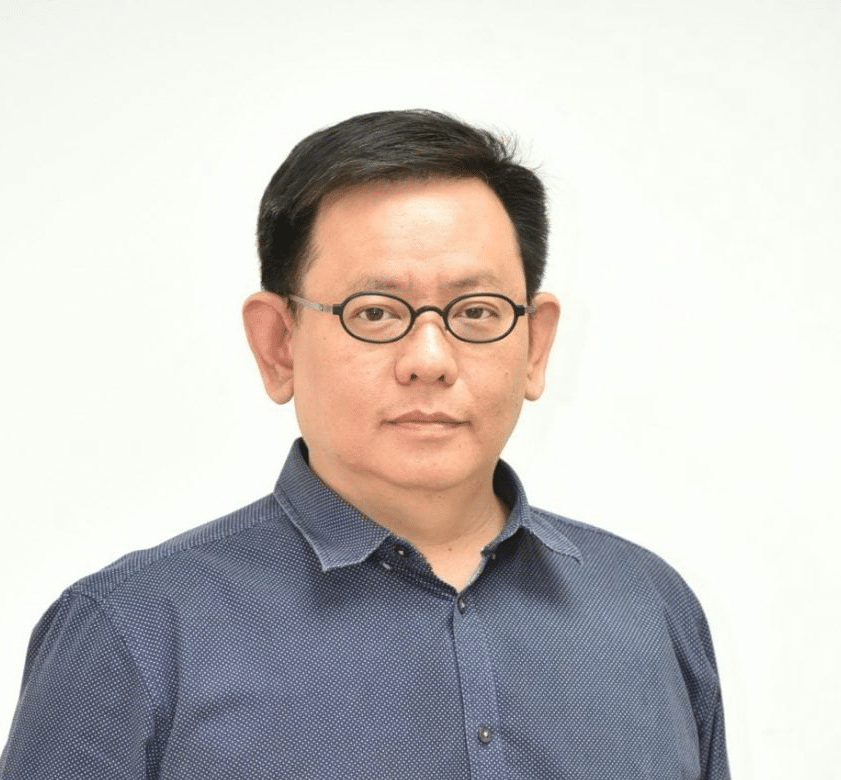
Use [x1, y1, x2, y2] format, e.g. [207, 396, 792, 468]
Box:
[305, 177, 524, 296]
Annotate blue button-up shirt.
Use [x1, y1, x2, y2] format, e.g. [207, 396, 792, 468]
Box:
[1, 439, 729, 779]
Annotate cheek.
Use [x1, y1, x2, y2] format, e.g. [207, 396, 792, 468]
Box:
[294, 342, 385, 422]
[465, 350, 529, 417]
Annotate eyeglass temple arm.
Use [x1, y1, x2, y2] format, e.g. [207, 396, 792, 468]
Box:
[288, 295, 339, 314]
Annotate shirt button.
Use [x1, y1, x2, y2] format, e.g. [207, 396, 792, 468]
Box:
[395, 546, 408, 557]
[477, 725, 493, 744]
[457, 596, 467, 613]
[380, 560, 393, 571]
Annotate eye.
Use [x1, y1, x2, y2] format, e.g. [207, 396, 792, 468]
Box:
[359, 307, 388, 322]
[459, 304, 498, 320]
[451, 299, 503, 321]
[349, 304, 402, 322]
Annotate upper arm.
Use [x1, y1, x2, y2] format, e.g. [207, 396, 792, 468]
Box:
[1, 590, 156, 780]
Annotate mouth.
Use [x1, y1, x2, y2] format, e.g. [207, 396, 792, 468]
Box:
[387, 411, 467, 426]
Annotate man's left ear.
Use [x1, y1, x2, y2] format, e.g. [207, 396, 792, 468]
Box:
[524, 292, 561, 401]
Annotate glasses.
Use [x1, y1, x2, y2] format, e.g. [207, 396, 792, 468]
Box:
[289, 291, 535, 344]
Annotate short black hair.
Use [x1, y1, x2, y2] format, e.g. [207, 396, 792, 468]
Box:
[257, 110, 548, 304]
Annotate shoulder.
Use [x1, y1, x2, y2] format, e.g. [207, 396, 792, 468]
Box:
[68, 492, 295, 607]
[527, 506, 722, 693]
[531, 506, 686, 576]
[528, 506, 710, 631]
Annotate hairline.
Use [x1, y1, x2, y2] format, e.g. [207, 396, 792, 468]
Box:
[287, 171, 524, 320]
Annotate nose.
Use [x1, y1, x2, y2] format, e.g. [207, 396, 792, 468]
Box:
[394, 312, 459, 386]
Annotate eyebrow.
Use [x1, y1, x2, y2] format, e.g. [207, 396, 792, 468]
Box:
[347, 273, 505, 294]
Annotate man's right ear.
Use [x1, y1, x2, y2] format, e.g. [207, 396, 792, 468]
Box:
[242, 292, 296, 404]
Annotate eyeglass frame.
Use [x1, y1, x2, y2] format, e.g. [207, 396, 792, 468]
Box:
[288, 291, 536, 344]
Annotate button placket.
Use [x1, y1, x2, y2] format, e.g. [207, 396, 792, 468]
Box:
[451, 591, 505, 775]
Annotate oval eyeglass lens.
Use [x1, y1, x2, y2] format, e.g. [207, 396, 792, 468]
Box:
[343, 294, 411, 341]
[448, 295, 514, 341]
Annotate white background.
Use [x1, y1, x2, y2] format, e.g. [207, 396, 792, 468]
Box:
[2, 2, 839, 777]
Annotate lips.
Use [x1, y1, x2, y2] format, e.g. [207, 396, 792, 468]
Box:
[388, 411, 466, 425]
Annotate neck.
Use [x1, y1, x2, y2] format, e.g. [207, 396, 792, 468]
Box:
[403, 492, 509, 591]
[370, 485, 509, 592]
[309, 459, 508, 591]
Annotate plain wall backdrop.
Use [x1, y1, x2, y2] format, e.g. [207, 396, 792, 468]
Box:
[2, 2, 839, 778]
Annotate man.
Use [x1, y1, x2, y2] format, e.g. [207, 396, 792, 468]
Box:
[1, 110, 729, 778]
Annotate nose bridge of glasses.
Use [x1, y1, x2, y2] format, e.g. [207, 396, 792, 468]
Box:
[412, 303, 447, 321]
[409, 303, 452, 337]
[401, 307, 460, 360]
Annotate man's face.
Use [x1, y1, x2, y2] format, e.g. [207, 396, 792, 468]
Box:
[277, 177, 557, 501]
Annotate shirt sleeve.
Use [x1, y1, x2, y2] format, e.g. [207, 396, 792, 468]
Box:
[637, 548, 732, 779]
[678, 592, 732, 780]
[703, 687, 730, 780]
[0, 590, 156, 780]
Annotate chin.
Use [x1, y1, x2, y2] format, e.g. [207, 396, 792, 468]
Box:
[369, 449, 496, 493]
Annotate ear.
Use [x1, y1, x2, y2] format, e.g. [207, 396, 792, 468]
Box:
[242, 291, 296, 404]
[524, 292, 561, 401]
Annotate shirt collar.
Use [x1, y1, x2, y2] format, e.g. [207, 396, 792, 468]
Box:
[272, 438, 581, 572]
